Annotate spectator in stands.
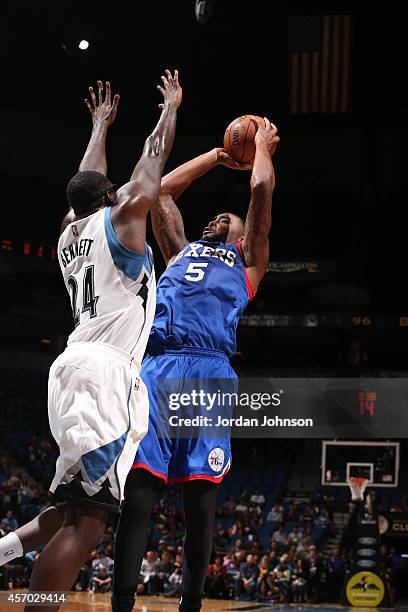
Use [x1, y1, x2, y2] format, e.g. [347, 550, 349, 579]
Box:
[255, 555, 270, 597]
[140, 550, 160, 595]
[206, 556, 227, 598]
[271, 525, 288, 551]
[295, 535, 310, 558]
[232, 539, 244, 555]
[77, 549, 97, 592]
[91, 547, 113, 574]
[1, 510, 18, 531]
[224, 554, 240, 598]
[91, 565, 112, 593]
[273, 554, 292, 602]
[258, 568, 280, 602]
[288, 526, 302, 545]
[315, 507, 330, 528]
[291, 557, 308, 603]
[213, 523, 228, 548]
[306, 544, 324, 603]
[268, 549, 278, 571]
[250, 490, 266, 505]
[228, 520, 243, 543]
[303, 505, 315, 525]
[248, 501, 262, 523]
[327, 547, 345, 602]
[236, 497, 248, 514]
[149, 551, 173, 595]
[163, 565, 182, 597]
[235, 553, 259, 599]
[242, 519, 258, 542]
[266, 502, 284, 523]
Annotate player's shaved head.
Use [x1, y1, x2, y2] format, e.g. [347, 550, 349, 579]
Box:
[66, 171, 114, 214]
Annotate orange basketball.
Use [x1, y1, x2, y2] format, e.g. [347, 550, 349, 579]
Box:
[223, 115, 262, 164]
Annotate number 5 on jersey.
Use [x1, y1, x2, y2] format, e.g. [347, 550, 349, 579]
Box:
[184, 262, 208, 282]
[67, 265, 99, 327]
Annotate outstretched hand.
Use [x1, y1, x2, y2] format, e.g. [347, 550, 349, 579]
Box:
[85, 81, 120, 128]
[253, 116, 279, 155]
[158, 69, 183, 110]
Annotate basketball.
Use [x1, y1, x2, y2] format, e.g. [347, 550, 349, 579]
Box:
[223, 115, 262, 164]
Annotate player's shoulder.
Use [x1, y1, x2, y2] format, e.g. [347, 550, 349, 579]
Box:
[59, 208, 103, 237]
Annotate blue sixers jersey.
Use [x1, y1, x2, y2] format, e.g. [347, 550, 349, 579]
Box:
[149, 240, 254, 357]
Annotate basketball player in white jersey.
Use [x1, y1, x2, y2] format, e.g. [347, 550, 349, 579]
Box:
[0, 71, 182, 611]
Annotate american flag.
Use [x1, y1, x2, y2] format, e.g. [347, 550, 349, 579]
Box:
[288, 15, 352, 114]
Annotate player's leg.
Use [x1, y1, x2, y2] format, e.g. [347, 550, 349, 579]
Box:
[0, 505, 65, 566]
[180, 480, 219, 612]
[111, 469, 164, 612]
[24, 504, 108, 612]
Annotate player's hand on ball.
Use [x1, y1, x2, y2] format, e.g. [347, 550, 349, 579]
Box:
[253, 116, 280, 156]
[215, 148, 253, 171]
[158, 69, 182, 110]
[85, 81, 120, 127]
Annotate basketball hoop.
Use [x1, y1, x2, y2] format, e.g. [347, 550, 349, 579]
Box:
[347, 476, 369, 501]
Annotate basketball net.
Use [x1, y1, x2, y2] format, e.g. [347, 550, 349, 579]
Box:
[347, 476, 369, 502]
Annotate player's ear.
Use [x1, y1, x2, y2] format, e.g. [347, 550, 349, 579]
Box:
[106, 191, 116, 205]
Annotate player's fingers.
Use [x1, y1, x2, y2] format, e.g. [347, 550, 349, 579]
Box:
[84, 99, 93, 113]
[263, 117, 272, 131]
[89, 86, 97, 108]
[250, 115, 262, 128]
[158, 103, 165, 109]
[105, 81, 111, 105]
[97, 80, 103, 105]
[157, 85, 166, 97]
[174, 69, 179, 85]
[161, 74, 169, 89]
[112, 94, 120, 111]
[165, 69, 173, 83]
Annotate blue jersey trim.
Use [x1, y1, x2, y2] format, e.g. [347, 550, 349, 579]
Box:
[104, 207, 152, 280]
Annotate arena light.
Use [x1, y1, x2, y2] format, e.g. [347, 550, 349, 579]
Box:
[195, 0, 214, 23]
[78, 40, 89, 50]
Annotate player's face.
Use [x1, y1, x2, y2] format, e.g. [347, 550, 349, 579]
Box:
[202, 213, 244, 243]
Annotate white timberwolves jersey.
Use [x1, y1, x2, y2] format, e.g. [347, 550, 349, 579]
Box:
[49, 206, 155, 510]
[58, 206, 156, 364]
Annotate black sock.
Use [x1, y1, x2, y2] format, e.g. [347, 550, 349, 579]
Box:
[111, 590, 136, 612]
[112, 470, 163, 610]
[179, 592, 203, 612]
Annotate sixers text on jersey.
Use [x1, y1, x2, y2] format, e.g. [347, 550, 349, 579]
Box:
[149, 239, 253, 357]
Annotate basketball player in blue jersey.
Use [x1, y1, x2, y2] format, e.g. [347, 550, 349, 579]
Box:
[112, 118, 279, 612]
[0, 72, 182, 612]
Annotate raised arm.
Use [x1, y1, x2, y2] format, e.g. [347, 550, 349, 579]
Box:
[110, 69, 182, 254]
[80, 80, 120, 174]
[151, 147, 248, 265]
[60, 81, 120, 234]
[242, 117, 279, 292]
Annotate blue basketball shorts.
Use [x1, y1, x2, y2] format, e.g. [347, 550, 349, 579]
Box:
[133, 346, 237, 483]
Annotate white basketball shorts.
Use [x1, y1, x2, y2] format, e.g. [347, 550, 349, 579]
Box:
[48, 342, 148, 512]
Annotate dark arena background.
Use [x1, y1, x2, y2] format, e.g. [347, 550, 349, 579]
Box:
[1, 1, 407, 611]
